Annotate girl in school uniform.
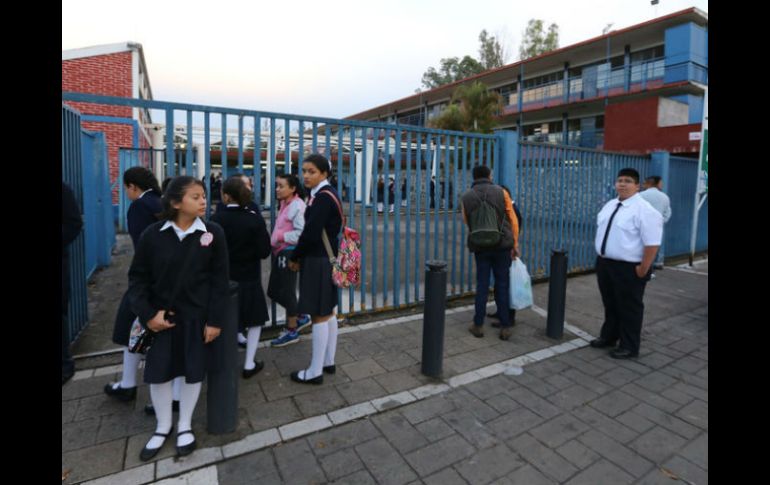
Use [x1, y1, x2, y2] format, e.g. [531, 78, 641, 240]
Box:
[210, 175, 271, 378]
[288, 154, 343, 384]
[268, 173, 309, 347]
[106, 167, 185, 415]
[128, 176, 230, 460]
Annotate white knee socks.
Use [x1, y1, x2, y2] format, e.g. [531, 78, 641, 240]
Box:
[172, 376, 182, 401]
[177, 381, 201, 447]
[120, 347, 142, 388]
[244, 326, 262, 370]
[147, 381, 173, 449]
[300, 321, 328, 379]
[324, 316, 338, 367]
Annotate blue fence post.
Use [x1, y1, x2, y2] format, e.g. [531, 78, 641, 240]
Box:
[650, 151, 670, 263]
[493, 129, 518, 199]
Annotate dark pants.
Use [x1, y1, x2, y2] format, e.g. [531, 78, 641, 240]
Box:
[474, 249, 512, 327]
[596, 256, 650, 354]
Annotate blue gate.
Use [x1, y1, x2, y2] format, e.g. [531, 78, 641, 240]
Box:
[667, 155, 708, 256]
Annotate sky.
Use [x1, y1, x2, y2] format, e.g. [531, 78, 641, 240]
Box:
[63, 0, 708, 120]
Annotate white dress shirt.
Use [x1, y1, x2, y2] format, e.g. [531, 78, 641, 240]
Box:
[639, 187, 672, 223]
[160, 217, 207, 242]
[595, 193, 663, 263]
[310, 179, 331, 199]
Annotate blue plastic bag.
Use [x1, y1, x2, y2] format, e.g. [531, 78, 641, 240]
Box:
[509, 258, 533, 310]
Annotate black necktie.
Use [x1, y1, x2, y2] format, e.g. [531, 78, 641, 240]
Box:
[600, 202, 623, 256]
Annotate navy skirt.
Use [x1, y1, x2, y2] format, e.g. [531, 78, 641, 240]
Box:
[111, 291, 135, 347]
[297, 256, 338, 316]
[236, 279, 269, 331]
[143, 318, 217, 384]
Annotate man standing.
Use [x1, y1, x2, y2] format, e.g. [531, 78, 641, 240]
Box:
[640, 175, 671, 269]
[590, 168, 663, 359]
[62, 182, 83, 385]
[460, 165, 519, 341]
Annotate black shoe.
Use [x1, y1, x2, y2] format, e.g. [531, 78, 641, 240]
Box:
[140, 427, 172, 461]
[610, 348, 639, 360]
[468, 325, 484, 338]
[144, 400, 180, 416]
[242, 360, 265, 379]
[104, 383, 137, 402]
[290, 370, 323, 385]
[589, 338, 616, 349]
[323, 365, 336, 374]
[175, 430, 197, 457]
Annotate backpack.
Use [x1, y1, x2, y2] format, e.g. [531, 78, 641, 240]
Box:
[468, 190, 503, 248]
[318, 189, 362, 288]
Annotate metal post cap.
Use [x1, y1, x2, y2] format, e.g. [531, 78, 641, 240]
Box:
[426, 260, 447, 272]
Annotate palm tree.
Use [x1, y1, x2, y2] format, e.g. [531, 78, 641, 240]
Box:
[429, 81, 502, 134]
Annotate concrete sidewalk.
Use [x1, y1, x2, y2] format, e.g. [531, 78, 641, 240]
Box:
[62, 243, 707, 484]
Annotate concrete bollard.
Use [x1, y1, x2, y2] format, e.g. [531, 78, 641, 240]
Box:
[546, 250, 568, 339]
[422, 260, 447, 378]
[207, 281, 239, 434]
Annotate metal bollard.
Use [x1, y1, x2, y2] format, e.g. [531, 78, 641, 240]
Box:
[422, 260, 447, 378]
[546, 250, 568, 339]
[207, 281, 239, 434]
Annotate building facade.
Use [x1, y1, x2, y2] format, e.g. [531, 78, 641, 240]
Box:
[346, 8, 707, 156]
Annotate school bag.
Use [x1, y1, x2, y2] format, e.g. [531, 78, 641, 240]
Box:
[319, 189, 362, 288]
[468, 190, 503, 249]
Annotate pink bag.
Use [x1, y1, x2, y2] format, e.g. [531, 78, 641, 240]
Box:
[319, 191, 361, 288]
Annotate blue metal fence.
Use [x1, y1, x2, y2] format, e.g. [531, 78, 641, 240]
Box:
[62, 104, 116, 345]
[667, 155, 708, 256]
[62, 92, 707, 326]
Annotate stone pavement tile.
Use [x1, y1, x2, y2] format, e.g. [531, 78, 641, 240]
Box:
[422, 467, 469, 485]
[222, 428, 281, 459]
[505, 386, 562, 419]
[563, 459, 635, 485]
[553, 354, 605, 376]
[679, 432, 707, 470]
[615, 410, 656, 434]
[639, 456, 708, 485]
[332, 469, 379, 484]
[598, 366, 644, 388]
[660, 387, 696, 407]
[443, 337, 478, 357]
[307, 419, 382, 458]
[635, 351, 677, 370]
[544, 373, 575, 391]
[404, 434, 476, 478]
[589, 389, 641, 418]
[464, 345, 511, 367]
[560, 368, 613, 394]
[216, 448, 279, 485]
[246, 397, 302, 432]
[443, 389, 500, 423]
[621, 382, 682, 414]
[628, 426, 688, 464]
[577, 429, 654, 478]
[454, 443, 525, 484]
[61, 438, 125, 484]
[485, 393, 520, 414]
[260, 376, 320, 402]
[401, 395, 458, 425]
[73, 393, 136, 422]
[374, 352, 419, 372]
[633, 370, 679, 394]
[62, 374, 116, 402]
[441, 409, 500, 450]
[415, 417, 456, 443]
[443, 353, 485, 375]
[337, 377, 389, 405]
[371, 412, 429, 454]
[529, 414, 591, 449]
[80, 464, 155, 485]
[62, 417, 99, 452]
[62, 399, 79, 424]
[675, 399, 708, 430]
[156, 447, 224, 479]
[613, 357, 654, 376]
[555, 439, 601, 469]
[672, 382, 708, 403]
[513, 372, 559, 398]
[274, 438, 326, 485]
[95, 410, 155, 444]
[463, 374, 518, 401]
[572, 406, 638, 444]
[355, 437, 419, 485]
[631, 403, 700, 440]
[342, 358, 388, 381]
[668, 338, 703, 355]
[546, 384, 600, 411]
[488, 406, 545, 440]
[320, 448, 366, 482]
[653, 344, 687, 360]
[375, 368, 423, 394]
[571, 349, 618, 371]
[293, 386, 347, 417]
[527, 359, 569, 379]
[509, 433, 579, 483]
[496, 464, 557, 485]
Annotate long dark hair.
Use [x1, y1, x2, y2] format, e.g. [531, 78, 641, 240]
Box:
[277, 173, 305, 199]
[303, 153, 331, 176]
[221, 175, 252, 207]
[160, 176, 206, 221]
[123, 166, 161, 194]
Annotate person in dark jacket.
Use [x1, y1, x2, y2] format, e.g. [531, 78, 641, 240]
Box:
[128, 176, 230, 461]
[287, 154, 343, 384]
[215, 173, 261, 214]
[487, 184, 524, 327]
[62, 182, 83, 385]
[211, 175, 271, 379]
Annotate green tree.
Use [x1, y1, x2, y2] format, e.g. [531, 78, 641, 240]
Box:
[478, 29, 506, 70]
[518, 19, 559, 60]
[421, 55, 484, 90]
[429, 81, 502, 134]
